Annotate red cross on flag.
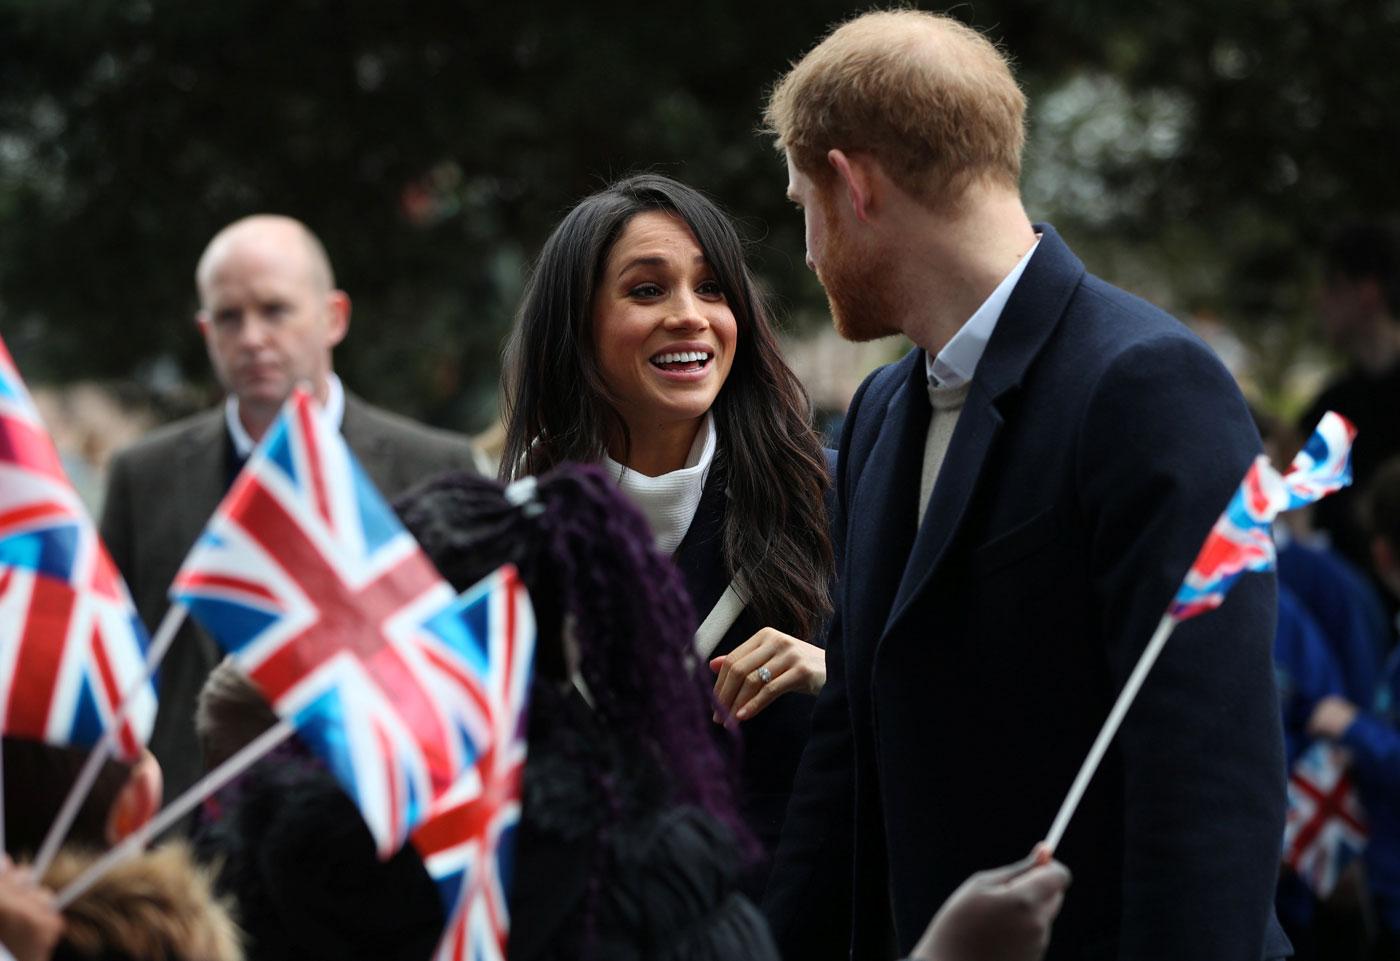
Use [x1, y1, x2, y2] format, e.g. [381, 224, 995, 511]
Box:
[173, 389, 501, 857]
[1283, 740, 1368, 899]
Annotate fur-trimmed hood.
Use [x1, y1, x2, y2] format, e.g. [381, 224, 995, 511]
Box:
[43, 842, 242, 961]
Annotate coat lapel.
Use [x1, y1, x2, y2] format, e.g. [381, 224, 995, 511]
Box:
[340, 394, 389, 480]
[884, 381, 1001, 635]
[175, 410, 231, 554]
[843, 353, 931, 653]
[672, 468, 730, 619]
[881, 225, 1086, 641]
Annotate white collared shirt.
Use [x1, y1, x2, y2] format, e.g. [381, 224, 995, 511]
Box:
[224, 373, 346, 458]
[926, 236, 1041, 389]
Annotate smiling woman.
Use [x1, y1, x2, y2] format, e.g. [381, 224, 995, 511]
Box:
[589, 208, 737, 477]
[500, 174, 835, 880]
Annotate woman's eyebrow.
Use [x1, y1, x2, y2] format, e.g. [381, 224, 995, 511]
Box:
[616, 253, 708, 276]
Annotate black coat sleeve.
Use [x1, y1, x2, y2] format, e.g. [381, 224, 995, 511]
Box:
[1076, 335, 1286, 959]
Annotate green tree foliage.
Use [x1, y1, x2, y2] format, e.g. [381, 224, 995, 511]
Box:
[1014, 0, 1400, 406]
[1, 0, 1397, 423]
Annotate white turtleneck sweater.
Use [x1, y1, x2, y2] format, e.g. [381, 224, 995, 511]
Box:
[603, 413, 717, 556]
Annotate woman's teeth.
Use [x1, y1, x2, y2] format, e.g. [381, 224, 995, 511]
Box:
[651, 351, 711, 368]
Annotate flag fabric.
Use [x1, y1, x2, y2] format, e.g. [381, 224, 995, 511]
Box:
[1282, 411, 1356, 509]
[411, 566, 534, 961]
[172, 389, 501, 857]
[0, 335, 154, 760]
[1283, 740, 1368, 899]
[1169, 411, 1356, 620]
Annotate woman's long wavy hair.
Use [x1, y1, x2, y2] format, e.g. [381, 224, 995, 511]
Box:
[500, 174, 833, 637]
[395, 464, 743, 842]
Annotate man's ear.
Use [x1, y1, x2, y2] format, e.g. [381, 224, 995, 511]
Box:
[827, 149, 877, 223]
[195, 310, 210, 333]
[106, 750, 163, 845]
[326, 290, 351, 348]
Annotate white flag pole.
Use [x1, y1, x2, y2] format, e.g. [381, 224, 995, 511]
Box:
[54, 715, 294, 908]
[30, 602, 189, 878]
[1044, 612, 1178, 853]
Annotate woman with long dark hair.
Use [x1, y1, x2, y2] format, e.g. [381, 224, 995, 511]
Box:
[500, 174, 834, 869]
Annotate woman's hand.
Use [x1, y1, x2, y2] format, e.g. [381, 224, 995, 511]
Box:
[710, 627, 826, 721]
[911, 846, 1070, 961]
[0, 856, 63, 961]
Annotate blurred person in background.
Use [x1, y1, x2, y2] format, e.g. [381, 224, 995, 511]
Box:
[1252, 407, 1387, 957]
[2, 737, 241, 961]
[99, 214, 483, 811]
[1300, 221, 1400, 581]
[1308, 456, 1400, 960]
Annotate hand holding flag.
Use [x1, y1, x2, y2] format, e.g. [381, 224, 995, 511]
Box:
[1283, 741, 1368, 899]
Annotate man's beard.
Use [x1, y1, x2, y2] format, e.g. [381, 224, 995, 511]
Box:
[817, 215, 900, 343]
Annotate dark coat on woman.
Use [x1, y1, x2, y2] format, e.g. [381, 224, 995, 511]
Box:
[672, 457, 834, 892]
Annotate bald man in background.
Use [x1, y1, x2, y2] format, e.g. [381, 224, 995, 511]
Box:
[100, 215, 482, 805]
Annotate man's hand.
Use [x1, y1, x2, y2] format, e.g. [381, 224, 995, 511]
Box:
[0, 856, 63, 961]
[1308, 695, 1359, 740]
[710, 627, 826, 721]
[911, 847, 1070, 961]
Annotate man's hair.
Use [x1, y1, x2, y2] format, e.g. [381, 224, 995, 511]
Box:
[1365, 455, 1400, 552]
[3, 736, 133, 858]
[1323, 220, 1400, 318]
[764, 9, 1026, 207]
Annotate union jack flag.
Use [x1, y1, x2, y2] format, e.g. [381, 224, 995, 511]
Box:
[1283, 740, 1368, 899]
[411, 566, 534, 961]
[0, 335, 154, 760]
[1169, 411, 1356, 620]
[172, 389, 507, 857]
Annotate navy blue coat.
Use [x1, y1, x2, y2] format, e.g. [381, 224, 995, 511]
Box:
[763, 226, 1290, 960]
[673, 457, 831, 890]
